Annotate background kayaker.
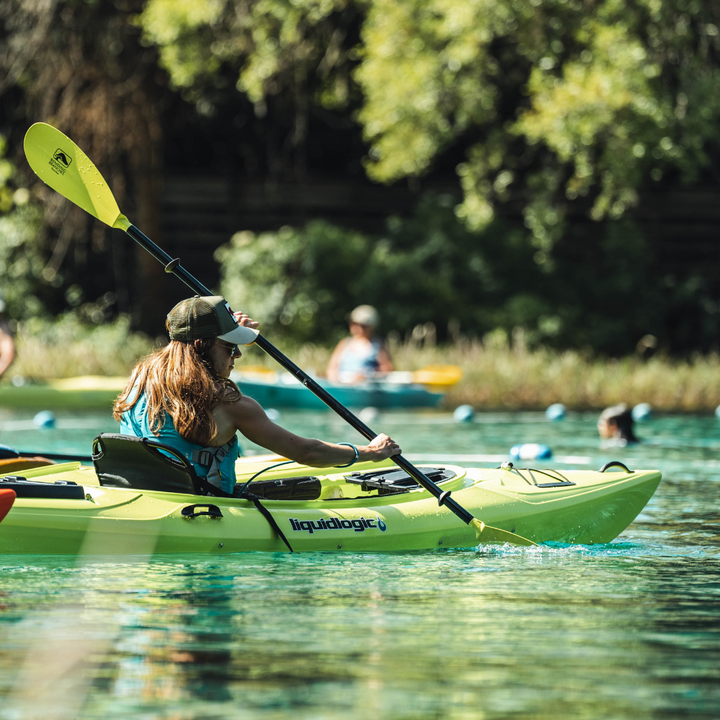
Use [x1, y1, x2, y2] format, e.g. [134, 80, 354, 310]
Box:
[113, 295, 401, 495]
[0, 292, 16, 380]
[597, 403, 639, 446]
[326, 304, 393, 384]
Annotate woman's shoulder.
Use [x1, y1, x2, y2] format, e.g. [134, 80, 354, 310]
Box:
[214, 391, 261, 415]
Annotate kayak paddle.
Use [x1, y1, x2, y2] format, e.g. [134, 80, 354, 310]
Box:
[23, 122, 537, 547]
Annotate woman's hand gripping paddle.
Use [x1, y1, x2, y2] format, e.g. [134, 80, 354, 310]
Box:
[23, 122, 537, 548]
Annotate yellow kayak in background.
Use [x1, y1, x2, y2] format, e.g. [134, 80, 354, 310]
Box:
[0, 365, 462, 410]
[0, 376, 127, 409]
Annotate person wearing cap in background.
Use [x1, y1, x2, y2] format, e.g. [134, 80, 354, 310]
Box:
[326, 304, 393, 384]
[0, 292, 16, 380]
[113, 296, 401, 495]
[597, 403, 639, 447]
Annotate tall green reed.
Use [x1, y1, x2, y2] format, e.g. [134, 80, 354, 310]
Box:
[8, 319, 720, 412]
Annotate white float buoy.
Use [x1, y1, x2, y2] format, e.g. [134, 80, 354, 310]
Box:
[359, 407, 379, 424]
[632, 403, 652, 421]
[453, 404, 475, 423]
[33, 410, 56, 429]
[264, 408, 281, 422]
[545, 403, 566, 421]
[509, 443, 552, 461]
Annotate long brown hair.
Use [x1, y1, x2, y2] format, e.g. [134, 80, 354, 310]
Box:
[113, 338, 241, 446]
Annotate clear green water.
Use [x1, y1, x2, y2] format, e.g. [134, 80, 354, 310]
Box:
[0, 407, 718, 719]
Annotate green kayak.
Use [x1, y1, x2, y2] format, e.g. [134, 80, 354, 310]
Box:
[0, 451, 661, 554]
[0, 376, 127, 409]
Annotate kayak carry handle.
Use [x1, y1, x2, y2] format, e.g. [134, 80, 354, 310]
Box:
[599, 461, 633, 473]
[181, 504, 224, 519]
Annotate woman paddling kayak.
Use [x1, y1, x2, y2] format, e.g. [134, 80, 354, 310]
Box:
[113, 296, 401, 495]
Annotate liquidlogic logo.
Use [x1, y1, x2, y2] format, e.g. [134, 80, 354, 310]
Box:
[289, 516, 387, 534]
[49, 148, 72, 175]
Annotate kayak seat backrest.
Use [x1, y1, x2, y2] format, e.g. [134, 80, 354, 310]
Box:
[92, 433, 202, 495]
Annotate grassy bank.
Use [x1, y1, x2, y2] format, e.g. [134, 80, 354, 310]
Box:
[10, 316, 158, 380]
[243, 335, 720, 413]
[8, 323, 720, 413]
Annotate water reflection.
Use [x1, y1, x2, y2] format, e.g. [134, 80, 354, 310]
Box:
[0, 409, 718, 717]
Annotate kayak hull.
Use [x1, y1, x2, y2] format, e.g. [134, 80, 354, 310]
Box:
[233, 374, 444, 409]
[0, 459, 662, 554]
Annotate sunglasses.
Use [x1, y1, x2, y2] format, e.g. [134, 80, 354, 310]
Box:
[217, 340, 239, 356]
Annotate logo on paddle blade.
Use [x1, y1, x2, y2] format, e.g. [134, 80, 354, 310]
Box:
[49, 148, 72, 175]
[289, 516, 387, 534]
[222, 301, 235, 321]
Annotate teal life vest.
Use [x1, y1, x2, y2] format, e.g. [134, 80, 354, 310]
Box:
[120, 390, 241, 495]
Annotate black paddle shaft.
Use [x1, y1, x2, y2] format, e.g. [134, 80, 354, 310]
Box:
[125, 224, 476, 526]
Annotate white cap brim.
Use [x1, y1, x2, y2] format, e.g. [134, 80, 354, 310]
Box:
[218, 324, 259, 346]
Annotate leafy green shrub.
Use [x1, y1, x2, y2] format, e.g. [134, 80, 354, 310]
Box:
[217, 191, 720, 356]
[216, 222, 374, 344]
[0, 135, 50, 319]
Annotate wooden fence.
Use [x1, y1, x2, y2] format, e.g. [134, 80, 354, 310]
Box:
[158, 175, 720, 293]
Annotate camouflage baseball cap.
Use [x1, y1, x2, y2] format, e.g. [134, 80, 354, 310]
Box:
[166, 296, 258, 345]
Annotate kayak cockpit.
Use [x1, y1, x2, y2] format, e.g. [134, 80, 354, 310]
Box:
[343, 466, 457, 496]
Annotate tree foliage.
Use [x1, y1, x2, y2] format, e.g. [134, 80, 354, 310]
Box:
[0, 134, 47, 319]
[0, 0, 168, 327]
[139, 0, 361, 178]
[140, 0, 355, 104]
[357, 0, 720, 255]
[138, 0, 720, 255]
[217, 195, 719, 355]
[2, 0, 720, 355]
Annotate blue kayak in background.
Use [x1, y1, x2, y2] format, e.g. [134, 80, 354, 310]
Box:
[231, 367, 451, 409]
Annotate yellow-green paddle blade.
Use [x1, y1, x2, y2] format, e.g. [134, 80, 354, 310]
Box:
[23, 122, 129, 230]
[470, 518, 538, 546]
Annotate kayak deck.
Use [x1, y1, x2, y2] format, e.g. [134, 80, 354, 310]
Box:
[0, 458, 662, 554]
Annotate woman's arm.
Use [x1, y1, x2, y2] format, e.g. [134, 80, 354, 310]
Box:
[375, 344, 393, 374]
[325, 338, 347, 382]
[223, 395, 401, 467]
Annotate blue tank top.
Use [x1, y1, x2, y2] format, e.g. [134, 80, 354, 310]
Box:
[337, 338, 382, 379]
[120, 391, 240, 495]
